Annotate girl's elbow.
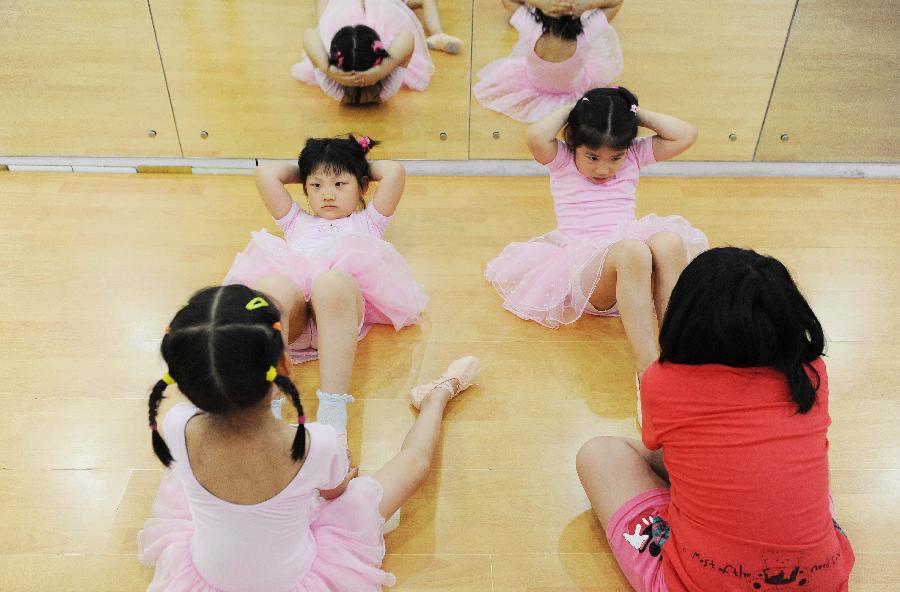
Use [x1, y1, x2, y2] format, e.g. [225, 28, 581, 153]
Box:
[685, 124, 699, 147]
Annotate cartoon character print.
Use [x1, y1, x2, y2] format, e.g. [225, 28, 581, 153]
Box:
[751, 550, 808, 590]
[622, 514, 670, 559]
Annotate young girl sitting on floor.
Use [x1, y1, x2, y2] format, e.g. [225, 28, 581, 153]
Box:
[138, 284, 480, 591]
[485, 87, 708, 400]
[223, 134, 426, 426]
[293, 0, 448, 104]
[474, 0, 623, 122]
[576, 247, 855, 592]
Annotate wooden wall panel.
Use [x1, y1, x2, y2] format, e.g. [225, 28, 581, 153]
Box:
[756, 0, 900, 162]
[150, 0, 472, 159]
[0, 0, 180, 157]
[470, 0, 797, 161]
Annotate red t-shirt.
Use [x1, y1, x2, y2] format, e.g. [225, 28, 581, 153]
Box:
[641, 358, 854, 592]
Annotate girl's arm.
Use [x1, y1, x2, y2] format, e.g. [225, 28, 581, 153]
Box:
[521, 0, 575, 18]
[368, 160, 406, 217]
[351, 31, 414, 87]
[638, 109, 698, 162]
[526, 102, 575, 164]
[302, 28, 359, 87]
[501, 0, 522, 17]
[572, 0, 623, 19]
[254, 162, 301, 219]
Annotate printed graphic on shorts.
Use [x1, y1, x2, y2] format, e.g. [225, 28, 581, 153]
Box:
[622, 514, 670, 559]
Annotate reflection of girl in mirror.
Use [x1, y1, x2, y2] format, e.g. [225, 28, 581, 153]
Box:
[485, 87, 709, 383]
[293, 0, 437, 105]
[223, 135, 427, 415]
[473, 0, 624, 122]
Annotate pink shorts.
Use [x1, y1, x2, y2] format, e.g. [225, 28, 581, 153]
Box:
[584, 301, 620, 317]
[288, 314, 369, 364]
[605, 487, 671, 592]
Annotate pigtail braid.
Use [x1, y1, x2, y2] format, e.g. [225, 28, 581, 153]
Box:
[274, 374, 307, 461]
[148, 379, 174, 466]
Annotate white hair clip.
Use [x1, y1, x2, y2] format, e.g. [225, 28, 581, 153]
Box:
[630, 104, 640, 114]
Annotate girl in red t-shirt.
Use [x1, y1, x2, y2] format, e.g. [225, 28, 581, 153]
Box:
[576, 247, 855, 592]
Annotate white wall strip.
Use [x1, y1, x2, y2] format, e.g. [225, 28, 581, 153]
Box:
[2, 156, 900, 178]
[72, 166, 138, 174]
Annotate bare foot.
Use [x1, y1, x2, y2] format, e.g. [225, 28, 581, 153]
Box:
[426, 33, 463, 55]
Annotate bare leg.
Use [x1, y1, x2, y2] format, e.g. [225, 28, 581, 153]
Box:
[576, 436, 667, 528]
[418, 0, 463, 54]
[589, 240, 657, 374]
[646, 232, 688, 322]
[373, 382, 455, 519]
[252, 274, 310, 346]
[310, 270, 365, 394]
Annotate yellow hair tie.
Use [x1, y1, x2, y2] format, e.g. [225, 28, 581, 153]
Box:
[162, 372, 176, 385]
[266, 366, 278, 382]
[246, 297, 269, 310]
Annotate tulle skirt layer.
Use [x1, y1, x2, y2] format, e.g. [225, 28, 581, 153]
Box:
[138, 472, 396, 591]
[485, 215, 709, 327]
[223, 230, 427, 362]
[473, 55, 619, 122]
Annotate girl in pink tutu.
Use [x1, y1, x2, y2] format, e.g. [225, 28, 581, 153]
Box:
[485, 87, 709, 388]
[473, 0, 624, 122]
[223, 134, 426, 419]
[138, 284, 481, 591]
[294, 0, 458, 104]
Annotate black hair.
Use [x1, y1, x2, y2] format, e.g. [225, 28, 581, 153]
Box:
[297, 133, 379, 199]
[530, 7, 584, 40]
[328, 25, 391, 105]
[565, 86, 639, 151]
[329, 25, 391, 72]
[658, 247, 825, 414]
[148, 284, 308, 467]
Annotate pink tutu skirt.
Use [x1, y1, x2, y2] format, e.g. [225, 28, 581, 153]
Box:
[485, 215, 709, 328]
[292, 0, 434, 102]
[473, 10, 622, 122]
[139, 472, 396, 592]
[223, 230, 428, 363]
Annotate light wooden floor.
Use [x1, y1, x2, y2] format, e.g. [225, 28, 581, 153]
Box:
[0, 172, 898, 591]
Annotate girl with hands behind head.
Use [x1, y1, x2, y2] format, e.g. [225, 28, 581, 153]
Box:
[486, 87, 708, 409]
[224, 134, 427, 434]
[474, 0, 623, 122]
[294, 0, 437, 105]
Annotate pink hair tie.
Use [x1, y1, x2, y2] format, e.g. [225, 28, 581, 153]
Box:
[357, 136, 371, 150]
[335, 51, 344, 68]
[630, 104, 640, 114]
[149, 422, 158, 431]
[372, 40, 384, 52]
[297, 414, 307, 424]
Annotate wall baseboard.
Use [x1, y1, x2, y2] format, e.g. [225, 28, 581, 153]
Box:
[2, 156, 900, 178]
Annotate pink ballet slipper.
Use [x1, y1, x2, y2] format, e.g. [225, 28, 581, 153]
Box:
[410, 356, 480, 409]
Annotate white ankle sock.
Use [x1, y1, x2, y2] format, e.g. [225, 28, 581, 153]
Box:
[316, 389, 355, 441]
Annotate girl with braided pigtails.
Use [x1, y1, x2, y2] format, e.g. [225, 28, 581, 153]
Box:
[138, 284, 480, 591]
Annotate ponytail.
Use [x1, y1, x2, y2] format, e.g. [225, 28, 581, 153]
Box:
[274, 374, 307, 461]
[148, 378, 174, 466]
